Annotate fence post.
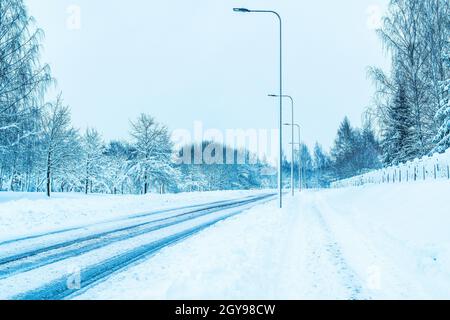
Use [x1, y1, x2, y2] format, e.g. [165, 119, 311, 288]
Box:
[423, 166, 426, 181]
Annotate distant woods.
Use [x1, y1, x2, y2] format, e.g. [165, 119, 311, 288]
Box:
[1, 0, 449, 194]
[0, 1, 275, 195]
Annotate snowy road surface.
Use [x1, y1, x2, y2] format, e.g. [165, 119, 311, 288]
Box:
[79, 181, 450, 300]
[0, 193, 275, 299]
[1, 181, 449, 300]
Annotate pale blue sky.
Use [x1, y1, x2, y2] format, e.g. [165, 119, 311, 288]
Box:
[26, 0, 389, 151]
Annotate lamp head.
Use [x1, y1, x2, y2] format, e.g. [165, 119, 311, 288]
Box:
[233, 8, 251, 13]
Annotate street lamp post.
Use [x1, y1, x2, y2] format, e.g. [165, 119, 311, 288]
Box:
[233, 7, 283, 208]
[286, 123, 301, 192]
[271, 94, 294, 196]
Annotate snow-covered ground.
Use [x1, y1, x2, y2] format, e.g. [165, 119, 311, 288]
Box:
[1, 181, 449, 300]
[0, 190, 267, 242]
[74, 180, 450, 300]
[332, 149, 450, 188]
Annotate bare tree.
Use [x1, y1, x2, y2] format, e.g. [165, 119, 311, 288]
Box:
[41, 94, 80, 197]
[0, 0, 51, 145]
[0, 0, 51, 191]
[81, 128, 105, 194]
[129, 114, 175, 194]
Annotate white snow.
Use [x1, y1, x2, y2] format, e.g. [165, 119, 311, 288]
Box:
[0, 190, 267, 243]
[74, 180, 450, 300]
[1, 181, 449, 300]
[0, 195, 272, 299]
[332, 149, 450, 188]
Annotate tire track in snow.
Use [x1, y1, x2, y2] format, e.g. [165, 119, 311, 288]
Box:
[301, 193, 367, 300]
[315, 211, 365, 299]
[0, 194, 261, 248]
[0, 194, 274, 279]
[6, 194, 276, 300]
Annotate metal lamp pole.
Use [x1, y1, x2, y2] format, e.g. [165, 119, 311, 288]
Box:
[272, 94, 294, 196]
[287, 123, 301, 192]
[234, 7, 283, 208]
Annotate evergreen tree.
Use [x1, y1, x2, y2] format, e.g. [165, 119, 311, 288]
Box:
[382, 81, 415, 164]
[313, 142, 332, 187]
[360, 122, 381, 169]
[331, 117, 357, 178]
[330, 117, 381, 179]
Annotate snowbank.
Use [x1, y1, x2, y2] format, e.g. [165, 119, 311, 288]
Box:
[332, 149, 450, 188]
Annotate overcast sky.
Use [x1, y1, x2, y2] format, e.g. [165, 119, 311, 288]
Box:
[26, 0, 389, 152]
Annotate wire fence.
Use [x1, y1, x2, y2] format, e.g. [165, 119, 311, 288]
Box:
[331, 149, 450, 188]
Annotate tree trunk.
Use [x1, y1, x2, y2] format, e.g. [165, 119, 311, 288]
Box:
[144, 173, 148, 194]
[85, 159, 89, 194]
[46, 153, 51, 197]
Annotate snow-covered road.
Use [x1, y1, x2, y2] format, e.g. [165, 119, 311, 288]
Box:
[0, 193, 276, 299]
[1, 181, 449, 300]
[77, 181, 449, 300]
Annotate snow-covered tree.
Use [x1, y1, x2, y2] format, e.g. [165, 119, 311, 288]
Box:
[433, 48, 450, 153]
[129, 114, 176, 194]
[176, 142, 274, 192]
[299, 144, 313, 188]
[0, 0, 51, 191]
[360, 122, 381, 169]
[331, 117, 381, 179]
[41, 95, 80, 197]
[382, 80, 416, 164]
[423, 0, 450, 134]
[81, 128, 105, 194]
[0, 0, 51, 144]
[178, 164, 208, 192]
[331, 117, 357, 178]
[312, 142, 332, 188]
[370, 0, 450, 159]
[103, 141, 132, 194]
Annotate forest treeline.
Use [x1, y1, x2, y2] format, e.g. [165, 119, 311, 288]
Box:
[299, 0, 450, 186]
[1, 0, 449, 194]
